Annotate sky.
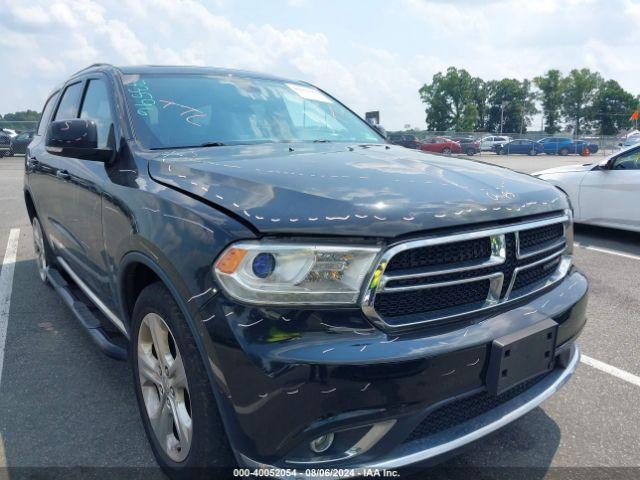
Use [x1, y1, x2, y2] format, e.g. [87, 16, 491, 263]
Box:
[2, 0, 640, 130]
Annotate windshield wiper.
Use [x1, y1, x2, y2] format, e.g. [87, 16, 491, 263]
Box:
[199, 141, 226, 147]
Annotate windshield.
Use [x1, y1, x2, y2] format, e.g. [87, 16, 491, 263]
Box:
[121, 74, 383, 149]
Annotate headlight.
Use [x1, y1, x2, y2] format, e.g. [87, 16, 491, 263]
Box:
[213, 241, 381, 305]
[564, 209, 574, 255]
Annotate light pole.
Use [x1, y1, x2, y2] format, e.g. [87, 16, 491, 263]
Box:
[500, 101, 507, 134]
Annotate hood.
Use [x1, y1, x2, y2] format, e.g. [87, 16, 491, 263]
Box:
[148, 143, 568, 237]
[533, 163, 595, 176]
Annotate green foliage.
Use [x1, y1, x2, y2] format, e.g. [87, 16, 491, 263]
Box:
[592, 80, 638, 135]
[0, 110, 41, 132]
[534, 70, 563, 134]
[419, 67, 638, 135]
[485, 79, 537, 134]
[419, 67, 482, 131]
[561, 68, 603, 135]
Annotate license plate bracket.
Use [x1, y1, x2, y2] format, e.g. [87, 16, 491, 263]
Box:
[486, 318, 558, 396]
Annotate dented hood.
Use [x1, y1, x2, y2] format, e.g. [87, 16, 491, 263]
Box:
[148, 143, 567, 237]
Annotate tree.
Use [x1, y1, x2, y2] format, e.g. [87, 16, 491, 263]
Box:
[534, 70, 563, 134]
[419, 67, 480, 131]
[592, 80, 637, 135]
[486, 78, 537, 133]
[561, 69, 602, 136]
[0, 110, 41, 132]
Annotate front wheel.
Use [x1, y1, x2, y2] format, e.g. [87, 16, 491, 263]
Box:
[131, 282, 235, 478]
[442, 147, 451, 155]
[559, 147, 569, 156]
[465, 148, 476, 156]
[499, 148, 506, 155]
[528, 149, 537, 156]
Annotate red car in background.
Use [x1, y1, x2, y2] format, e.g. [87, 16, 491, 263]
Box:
[419, 136, 462, 155]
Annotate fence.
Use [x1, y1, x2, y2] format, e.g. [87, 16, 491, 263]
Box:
[0, 120, 39, 134]
[391, 130, 630, 156]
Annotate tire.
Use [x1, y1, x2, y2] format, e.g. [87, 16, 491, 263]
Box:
[528, 149, 537, 156]
[131, 282, 235, 479]
[559, 147, 569, 156]
[442, 147, 451, 155]
[499, 148, 506, 155]
[32, 216, 54, 284]
[465, 148, 475, 156]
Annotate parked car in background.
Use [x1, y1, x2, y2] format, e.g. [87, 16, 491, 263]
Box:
[9, 131, 35, 156]
[0, 131, 11, 157]
[388, 133, 422, 149]
[1, 128, 18, 138]
[419, 136, 461, 154]
[494, 139, 544, 155]
[450, 136, 480, 155]
[24, 63, 586, 476]
[534, 144, 640, 232]
[620, 135, 640, 149]
[480, 135, 511, 151]
[537, 137, 599, 155]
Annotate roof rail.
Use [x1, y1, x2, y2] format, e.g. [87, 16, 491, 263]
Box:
[71, 63, 113, 76]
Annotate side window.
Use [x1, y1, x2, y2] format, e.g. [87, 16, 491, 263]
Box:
[80, 79, 115, 149]
[613, 149, 640, 170]
[53, 82, 83, 121]
[36, 92, 59, 136]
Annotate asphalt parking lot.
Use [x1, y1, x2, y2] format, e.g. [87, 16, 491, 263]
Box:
[0, 152, 639, 479]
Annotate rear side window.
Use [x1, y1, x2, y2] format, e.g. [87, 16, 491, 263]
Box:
[80, 79, 115, 149]
[37, 92, 59, 136]
[54, 82, 83, 121]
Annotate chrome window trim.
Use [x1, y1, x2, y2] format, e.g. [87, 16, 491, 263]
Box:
[361, 213, 571, 330]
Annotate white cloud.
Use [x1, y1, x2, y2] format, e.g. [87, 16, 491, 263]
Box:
[1, 0, 640, 130]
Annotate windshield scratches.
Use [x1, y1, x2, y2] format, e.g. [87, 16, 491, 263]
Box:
[159, 100, 206, 126]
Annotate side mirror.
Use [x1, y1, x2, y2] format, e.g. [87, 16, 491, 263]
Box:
[46, 119, 113, 162]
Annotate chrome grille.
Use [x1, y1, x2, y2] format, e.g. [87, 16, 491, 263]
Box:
[362, 213, 572, 329]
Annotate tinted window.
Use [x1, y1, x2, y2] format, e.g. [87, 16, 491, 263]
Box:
[54, 82, 83, 121]
[613, 149, 640, 170]
[80, 79, 114, 149]
[37, 92, 59, 136]
[122, 74, 382, 149]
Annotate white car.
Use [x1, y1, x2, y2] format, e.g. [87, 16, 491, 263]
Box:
[480, 135, 512, 151]
[1, 128, 17, 138]
[533, 145, 640, 232]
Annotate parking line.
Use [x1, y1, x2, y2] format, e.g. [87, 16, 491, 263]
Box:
[581, 355, 640, 388]
[575, 243, 640, 261]
[0, 228, 20, 388]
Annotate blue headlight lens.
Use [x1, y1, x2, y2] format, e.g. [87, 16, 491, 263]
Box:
[252, 253, 276, 278]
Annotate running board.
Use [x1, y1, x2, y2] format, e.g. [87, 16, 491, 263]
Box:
[47, 267, 128, 360]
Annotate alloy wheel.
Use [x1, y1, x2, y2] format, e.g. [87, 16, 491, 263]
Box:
[32, 217, 47, 282]
[138, 313, 193, 462]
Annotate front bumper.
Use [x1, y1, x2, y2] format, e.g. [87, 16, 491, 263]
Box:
[240, 342, 579, 473]
[199, 267, 587, 469]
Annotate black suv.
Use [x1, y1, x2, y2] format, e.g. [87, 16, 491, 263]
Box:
[25, 64, 587, 477]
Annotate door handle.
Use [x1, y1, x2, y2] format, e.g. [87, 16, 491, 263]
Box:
[56, 170, 70, 180]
